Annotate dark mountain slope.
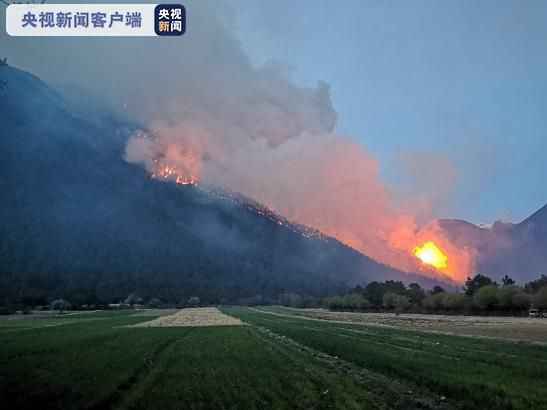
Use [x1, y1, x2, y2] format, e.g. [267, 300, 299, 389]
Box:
[0, 65, 439, 304]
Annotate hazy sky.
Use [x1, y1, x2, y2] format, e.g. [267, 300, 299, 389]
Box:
[236, 0, 547, 224]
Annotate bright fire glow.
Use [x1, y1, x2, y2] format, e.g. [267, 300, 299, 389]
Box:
[414, 241, 448, 270]
[152, 162, 199, 186]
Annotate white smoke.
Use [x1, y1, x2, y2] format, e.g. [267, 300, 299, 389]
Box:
[1, 0, 467, 281]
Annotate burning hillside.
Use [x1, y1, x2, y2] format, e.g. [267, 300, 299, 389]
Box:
[128, 129, 473, 283]
[144, 148, 327, 241]
[414, 241, 447, 269]
[93, 4, 474, 285]
[5, 1, 547, 294]
[6, 63, 442, 301]
[152, 161, 198, 186]
[8, 0, 474, 284]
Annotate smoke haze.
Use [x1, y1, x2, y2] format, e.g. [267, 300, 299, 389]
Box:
[0, 1, 471, 281]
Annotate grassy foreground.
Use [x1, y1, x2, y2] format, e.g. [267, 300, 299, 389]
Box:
[224, 306, 547, 410]
[0, 310, 382, 410]
[1, 308, 546, 410]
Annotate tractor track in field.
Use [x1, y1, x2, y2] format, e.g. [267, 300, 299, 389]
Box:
[250, 324, 456, 410]
[255, 307, 547, 368]
[242, 308, 540, 409]
[85, 329, 193, 410]
[249, 307, 547, 382]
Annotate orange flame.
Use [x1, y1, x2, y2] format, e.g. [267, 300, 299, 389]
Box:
[152, 161, 199, 186]
[414, 241, 448, 270]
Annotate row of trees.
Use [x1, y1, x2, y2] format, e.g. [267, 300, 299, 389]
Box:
[0, 290, 207, 314]
[319, 274, 547, 315]
[4, 273, 547, 316]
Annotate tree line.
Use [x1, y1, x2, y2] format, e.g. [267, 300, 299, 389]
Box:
[317, 274, 547, 315]
[3, 272, 547, 316]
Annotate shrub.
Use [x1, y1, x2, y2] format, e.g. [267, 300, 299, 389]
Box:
[343, 293, 370, 311]
[324, 294, 370, 311]
[441, 293, 466, 311]
[393, 294, 410, 313]
[512, 291, 531, 310]
[525, 275, 547, 294]
[422, 293, 444, 311]
[383, 292, 398, 309]
[407, 283, 426, 304]
[497, 286, 520, 310]
[324, 295, 344, 310]
[464, 274, 495, 296]
[473, 285, 498, 310]
[383, 292, 410, 312]
[533, 286, 547, 310]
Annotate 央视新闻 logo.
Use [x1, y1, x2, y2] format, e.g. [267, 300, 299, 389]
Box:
[154, 4, 185, 36]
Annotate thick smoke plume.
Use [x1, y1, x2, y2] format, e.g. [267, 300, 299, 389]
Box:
[1, 1, 473, 282]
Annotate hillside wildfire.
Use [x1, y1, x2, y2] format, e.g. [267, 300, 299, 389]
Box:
[141, 140, 473, 283]
[152, 161, 199, 186]
[414, 241, 448, 269]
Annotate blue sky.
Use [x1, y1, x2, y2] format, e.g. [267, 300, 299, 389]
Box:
[236, 0, 547, 224]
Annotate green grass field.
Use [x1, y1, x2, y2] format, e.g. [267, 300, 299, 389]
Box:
[1, 308, 546, 410]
